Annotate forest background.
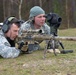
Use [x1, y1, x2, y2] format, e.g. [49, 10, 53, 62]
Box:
[0, 0, 76, 29]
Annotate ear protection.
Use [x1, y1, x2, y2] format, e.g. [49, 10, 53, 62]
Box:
[2, 17, 15, 33]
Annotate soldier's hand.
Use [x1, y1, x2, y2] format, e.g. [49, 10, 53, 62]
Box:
[18, 42, 28, 51]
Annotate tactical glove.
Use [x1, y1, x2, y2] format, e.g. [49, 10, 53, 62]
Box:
[18, 42, 28, 51]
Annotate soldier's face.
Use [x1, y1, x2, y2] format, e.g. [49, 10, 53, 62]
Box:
[6, 23, 19, 40]
[34, 14, 46, 28]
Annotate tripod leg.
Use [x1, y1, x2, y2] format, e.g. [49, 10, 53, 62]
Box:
[43, 43, 48, 59]
[58, 41, 64, 49]
[43, 40, 51, 59]
[52, 40, 57, 56]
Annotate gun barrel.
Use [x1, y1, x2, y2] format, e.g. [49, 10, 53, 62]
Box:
[55, 36, 76, 41]
[32, 35, 76, 41]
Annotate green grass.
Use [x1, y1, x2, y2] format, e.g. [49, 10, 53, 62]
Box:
[0, 28, 76, 75]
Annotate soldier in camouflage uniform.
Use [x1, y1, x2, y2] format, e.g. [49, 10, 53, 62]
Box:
[0, 17, 21, 58]
[19, 6, 50, 53]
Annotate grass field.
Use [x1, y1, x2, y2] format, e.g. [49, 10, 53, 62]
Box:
[0, 28, 76, 75]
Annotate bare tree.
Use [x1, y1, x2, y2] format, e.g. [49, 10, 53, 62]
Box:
[65, 0, 70, 28]
[39, 0, 42, 7]
[3, 0, 6, 19]
[13, 0, 23, 19]
[19, 0, 23, 19]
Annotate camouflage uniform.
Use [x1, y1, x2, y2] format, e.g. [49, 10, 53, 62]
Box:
[0, 30, 20, 58]
[20, 22, 50, 34]
[19, 21, 50, 52]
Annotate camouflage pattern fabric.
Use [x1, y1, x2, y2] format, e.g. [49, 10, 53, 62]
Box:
[0, 30, 20, 58]
[19, 22, 50, 35]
